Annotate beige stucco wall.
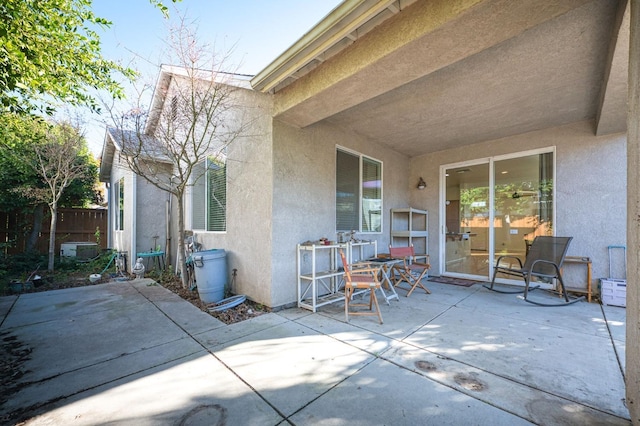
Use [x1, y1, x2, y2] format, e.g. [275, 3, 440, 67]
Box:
[109, 156, 135, 271]
[179, 108, 626, 311]
[410, 120, 627, 285]
[177, 94, 626, 311]
[270, 119, 411, 308]
[135, 165, 171, 259]
[109, 154, 170, 272]
[188, 87, 275, 305]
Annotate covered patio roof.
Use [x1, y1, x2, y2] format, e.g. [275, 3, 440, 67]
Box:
[252, 0, 629, 157]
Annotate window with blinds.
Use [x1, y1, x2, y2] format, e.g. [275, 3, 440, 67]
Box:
[115, 177, 124, 231]
[336, 149, 382, 233]
[191, 156, 227, 232]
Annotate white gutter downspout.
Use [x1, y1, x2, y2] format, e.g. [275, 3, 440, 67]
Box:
[131, 172, 137, 272]
[105, 182, 112, 251]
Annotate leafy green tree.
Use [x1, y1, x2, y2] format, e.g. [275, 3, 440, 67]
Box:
[30, 121, 91, 271]
[0, 0, 132, 113]
[0, 0, 178, 114]
[0, 114, 100, 255]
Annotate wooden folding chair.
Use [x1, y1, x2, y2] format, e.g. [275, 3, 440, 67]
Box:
[339, 250, 383, 324]
[389, 245, 431, 297]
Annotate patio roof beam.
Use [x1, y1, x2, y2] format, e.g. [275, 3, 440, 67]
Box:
[595, 0, 630, 136]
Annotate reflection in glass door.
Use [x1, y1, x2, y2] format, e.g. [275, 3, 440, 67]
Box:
[444, 163, 490, 277]
[442, 150, 554, 283]
[493, 152, 553, 284]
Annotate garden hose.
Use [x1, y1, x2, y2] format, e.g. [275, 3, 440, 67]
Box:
[99, 252, 118, 275]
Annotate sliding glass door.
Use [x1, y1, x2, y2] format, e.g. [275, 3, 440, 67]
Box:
[443, 162, 490, 277]
[442, 149, 554, 283]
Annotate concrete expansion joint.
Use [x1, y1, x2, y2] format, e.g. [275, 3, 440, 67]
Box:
[0, 295, 19, 328]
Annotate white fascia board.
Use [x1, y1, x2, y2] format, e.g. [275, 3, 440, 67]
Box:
[251, 0, 398, 93]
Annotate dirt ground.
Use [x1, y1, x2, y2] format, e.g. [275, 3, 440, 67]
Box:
[157, 274, 268, 324]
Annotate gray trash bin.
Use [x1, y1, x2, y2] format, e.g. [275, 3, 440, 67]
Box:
[192, 249, 227, 303]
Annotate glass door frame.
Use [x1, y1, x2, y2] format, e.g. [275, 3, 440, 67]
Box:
[438, 147, 556, 285]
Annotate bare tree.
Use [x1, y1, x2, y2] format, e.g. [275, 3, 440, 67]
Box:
[32, 122, 88, 271]
[107, 17, 248, 287]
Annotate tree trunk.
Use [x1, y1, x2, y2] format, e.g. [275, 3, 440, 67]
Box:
[165, 199, 171, 269]
[47, 204, 57, 271]
[176, 191, 188, 288]
[26, 203, 45, 252]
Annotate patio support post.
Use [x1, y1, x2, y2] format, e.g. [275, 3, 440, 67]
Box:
[627, 0, 640, 423]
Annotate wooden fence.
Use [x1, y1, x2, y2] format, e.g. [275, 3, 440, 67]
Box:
[0, 208, 108, 256]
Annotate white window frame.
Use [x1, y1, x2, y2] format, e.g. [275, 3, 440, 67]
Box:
[336, 146, 383, 234]
[190, 156, 227, 233]
[438, 146, 556, 280]
[114, 177, 124, 231]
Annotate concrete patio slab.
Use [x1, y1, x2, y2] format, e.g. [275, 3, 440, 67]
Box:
[0, 279, 629, 425]
[290, 354, 534, 426]
[130, 279, 227, 334]
[602, 304, 627, 372]
[382, 339, 630, 425]
[211, 319, 377, 418]
[22, 351, 284, 425]
[402, 308, 627, 417]
[0, 294, 17, 319]
[194, 311, 289, 349]
[2, 337, 204, 413]
[1, 281, 143, 329]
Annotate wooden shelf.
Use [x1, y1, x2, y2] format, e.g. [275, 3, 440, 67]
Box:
[560, 256, 593, 303]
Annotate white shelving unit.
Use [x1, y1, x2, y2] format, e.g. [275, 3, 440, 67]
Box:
[390, 208, 428, 255]
[296, 241, 377, 312]
[297, 243, 346, 312]
[349, 240, 377, 263]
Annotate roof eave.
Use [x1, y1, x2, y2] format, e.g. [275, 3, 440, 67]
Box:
[250, 0, 404, 93]
[98, 131, 115, 183]
[144, 65, 173, 135]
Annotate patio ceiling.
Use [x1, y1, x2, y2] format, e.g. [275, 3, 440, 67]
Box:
[253, 0, 629, 157]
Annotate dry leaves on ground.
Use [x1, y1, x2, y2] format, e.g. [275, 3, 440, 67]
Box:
[156, 275, 268, 324]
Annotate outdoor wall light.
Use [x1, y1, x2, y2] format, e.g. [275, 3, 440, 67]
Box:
[417, 177, 426, 190]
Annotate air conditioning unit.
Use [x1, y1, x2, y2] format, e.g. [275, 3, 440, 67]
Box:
[60, 242, 98, 260]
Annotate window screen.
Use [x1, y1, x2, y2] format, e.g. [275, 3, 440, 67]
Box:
[207, 158, 226, 232]
[192, 157, 227, 232]
[336, 149, 382, 233]
[115, 177, 124, 231]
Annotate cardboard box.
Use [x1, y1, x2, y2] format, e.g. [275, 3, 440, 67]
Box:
[600, 278, 626, 307]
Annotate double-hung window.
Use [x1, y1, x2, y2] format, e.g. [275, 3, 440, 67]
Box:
[192, 156, 227, 232]
[336, 148, 382, 233]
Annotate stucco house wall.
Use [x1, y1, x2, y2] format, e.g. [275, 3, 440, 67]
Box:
[409, 119, 627, 284]
[192, 109, 412, 308]
[269, 119, 411, 308]
[103, 138, 172, 272]
[184, 86, 275, 305]
[135, 167, 170, 257]
[109, 156, 134, 271]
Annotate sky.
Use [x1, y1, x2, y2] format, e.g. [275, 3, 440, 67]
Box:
[84, 0, 342, 156]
